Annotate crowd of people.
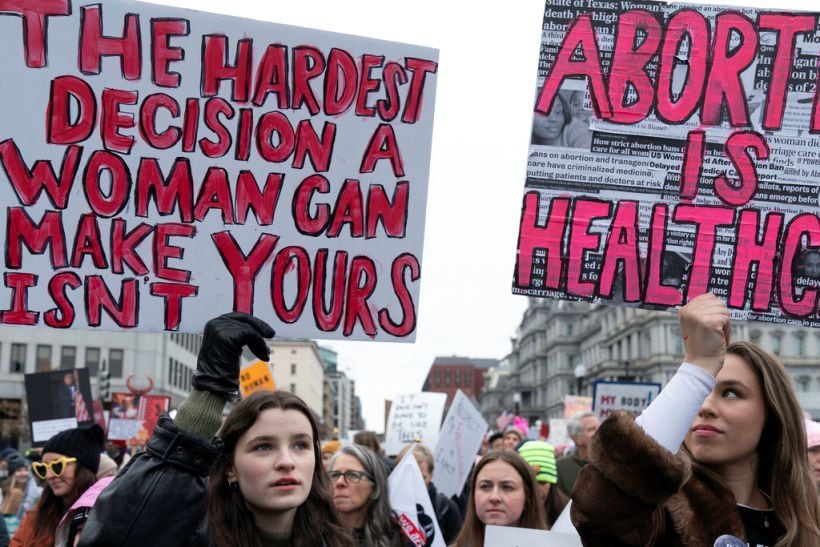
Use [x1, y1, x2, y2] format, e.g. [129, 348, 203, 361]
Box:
[0, 296, 817, 546]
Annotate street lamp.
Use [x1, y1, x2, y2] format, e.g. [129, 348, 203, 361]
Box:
[573, 364, 587, 395]
[512, 392, 521, 417]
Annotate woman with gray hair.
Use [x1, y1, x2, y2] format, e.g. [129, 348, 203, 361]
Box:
[329, 444, 408, 546]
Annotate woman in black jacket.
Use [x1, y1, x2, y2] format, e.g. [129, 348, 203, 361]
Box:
[80, 313, 353, 547]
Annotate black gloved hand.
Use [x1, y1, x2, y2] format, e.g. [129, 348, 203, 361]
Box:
[192, 312, 275, 400]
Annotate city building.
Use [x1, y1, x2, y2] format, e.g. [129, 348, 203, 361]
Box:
[327, 370, 352, 439]
[268, 339, 325, 417]
[422, 356, 498, 406]
[480, 298, 820, 425]
[0, 327, 200, 447]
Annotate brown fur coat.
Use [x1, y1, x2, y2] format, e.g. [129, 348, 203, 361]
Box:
[570, 411, 746, 546]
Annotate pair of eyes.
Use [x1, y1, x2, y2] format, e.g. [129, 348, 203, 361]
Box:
[478, 482, 520, 492]
[252, 441, 312, 452]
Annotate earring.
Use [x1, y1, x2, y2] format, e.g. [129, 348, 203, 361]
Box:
[228, 480, 239, 491]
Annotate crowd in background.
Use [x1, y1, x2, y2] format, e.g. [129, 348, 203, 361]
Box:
[0, 295, 818, 546]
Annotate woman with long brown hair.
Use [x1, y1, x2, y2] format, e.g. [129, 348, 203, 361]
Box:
[80, 313, 353, 547]
[571, 293, 820, 547]
[451, 450, 547, 547]
[12, 425, 102, 546]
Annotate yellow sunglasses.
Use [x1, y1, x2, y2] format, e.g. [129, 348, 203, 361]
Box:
[31, 457, 77, 480]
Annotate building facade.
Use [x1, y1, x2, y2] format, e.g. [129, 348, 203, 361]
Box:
[480, 298, 820, 425]
[0, 327, 200, 447]
[422, 356, 498, 406]
[268, 340, 325, 418]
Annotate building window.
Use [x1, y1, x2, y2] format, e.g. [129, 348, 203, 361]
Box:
[36, 345, 52, 372]
[291, 349, 297, 354]
[85, 348, 100, 376]
[109, 349, 124, 378]
[455, 370, 461, 387]
[168, 358, 175, 384]
[771, 334, 782, 356]
[434, 370, 441, 387]
[290, 383, 296, 393]
[444, 370, 451, 387]
[10, 344, 26, 374]
[465, 369, 472, 386]
[291, 363, 297, 375]
[60, 346, 76, 369]
[795, 334, 806, 356]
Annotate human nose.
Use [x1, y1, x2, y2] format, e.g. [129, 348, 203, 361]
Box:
[487, 487, 502, 502]
[275, 449, 296, 471]
[698, 392, 719, 418]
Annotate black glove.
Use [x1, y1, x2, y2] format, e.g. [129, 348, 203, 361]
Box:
[192, 312, 275, 400]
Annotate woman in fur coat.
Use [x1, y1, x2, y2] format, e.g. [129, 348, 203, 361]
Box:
[571, 293, 820, 547]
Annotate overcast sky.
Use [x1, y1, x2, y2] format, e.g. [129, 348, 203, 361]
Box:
[166, 0, 816, 433]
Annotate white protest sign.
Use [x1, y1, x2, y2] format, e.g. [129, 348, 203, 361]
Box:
[484, 525, 582, 547]
[593, 381, 662, 420]
[384, 393, 446, 456]
[388, 448, 446, 547]
[432, 390, 488, 498]
[0, 0, 438, 342]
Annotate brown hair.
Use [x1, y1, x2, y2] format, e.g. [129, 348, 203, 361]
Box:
[686, 342, 820, 547]
[352, 431, 381, 454]
[452, 450, 547, 547]
[30, 464, 96, 543]
[208, 391, 353, 547]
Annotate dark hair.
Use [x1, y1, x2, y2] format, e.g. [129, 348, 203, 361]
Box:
[352, 431, 381, 454]
[531, 92, 572, 145]
[30, 464, 96, 543]
[544, 484, 568, 528]
[208, 391, 353, 547]
[453, 450, 547, 546]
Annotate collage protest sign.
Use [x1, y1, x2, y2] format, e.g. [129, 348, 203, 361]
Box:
[384, 392, 446, 456]
[0, 0, 438, 341]
[107, 392, 170, 446]
[24, 368, 93, 443]
[513, 0, 820, 327]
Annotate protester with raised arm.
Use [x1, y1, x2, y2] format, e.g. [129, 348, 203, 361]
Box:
[570, 293, 820, 547]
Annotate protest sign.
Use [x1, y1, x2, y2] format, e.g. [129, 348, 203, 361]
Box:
[563, 395, 592, 418]
[513, 0, 820, 328]
[108, 392, 170, 446]
[432, 390, 488, 498]
[24, 369, 93, 443]
[484, 525, 582, 547]
[0, 0, 438, 342]
[388, 447, 446, 547]
[239, 360, 276, 397]
[384, 393, 446, 456]
[547, 418, 570, 448]
[593, 380, 662, 420]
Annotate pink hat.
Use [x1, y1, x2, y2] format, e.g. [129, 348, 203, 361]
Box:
[805, 418, 820, 449]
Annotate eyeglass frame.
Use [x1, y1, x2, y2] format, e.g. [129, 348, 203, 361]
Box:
[328, 470, 372, 484]
[31, 456, 77, 479]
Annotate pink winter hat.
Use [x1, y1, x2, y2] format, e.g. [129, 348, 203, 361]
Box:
[805, 418, 820, 449]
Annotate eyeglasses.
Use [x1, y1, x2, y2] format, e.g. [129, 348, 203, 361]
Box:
[31, 457, 77, 480]
[328, 470, 371, 484]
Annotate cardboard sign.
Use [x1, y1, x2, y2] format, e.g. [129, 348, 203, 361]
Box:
[593, 380, 662, 419]
[384, 393, 446, 456]
[432, 390, 488, 498]
[108, 392, 171, 446]
[563, 395, 592, 418]
[513, 0, 820, 328]
[24, 369, 94, 444]
[239, 360, 276, 397]
[0, 0, 438, 342]
[484, 525, 582, 547]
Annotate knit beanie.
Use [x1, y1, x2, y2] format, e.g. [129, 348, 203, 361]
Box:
[806, 418, 820, 449]
[42, 424, 104, 473]
[6, 455, 28, 476]
[517, 440, 558, 484]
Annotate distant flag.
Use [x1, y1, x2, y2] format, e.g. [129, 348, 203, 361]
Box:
[388, 446, 445, 547]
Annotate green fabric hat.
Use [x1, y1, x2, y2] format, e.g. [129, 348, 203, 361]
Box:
[517, 440, 557, 484]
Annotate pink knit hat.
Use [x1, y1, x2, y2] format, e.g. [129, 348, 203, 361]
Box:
[805, 418, 820, 449]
